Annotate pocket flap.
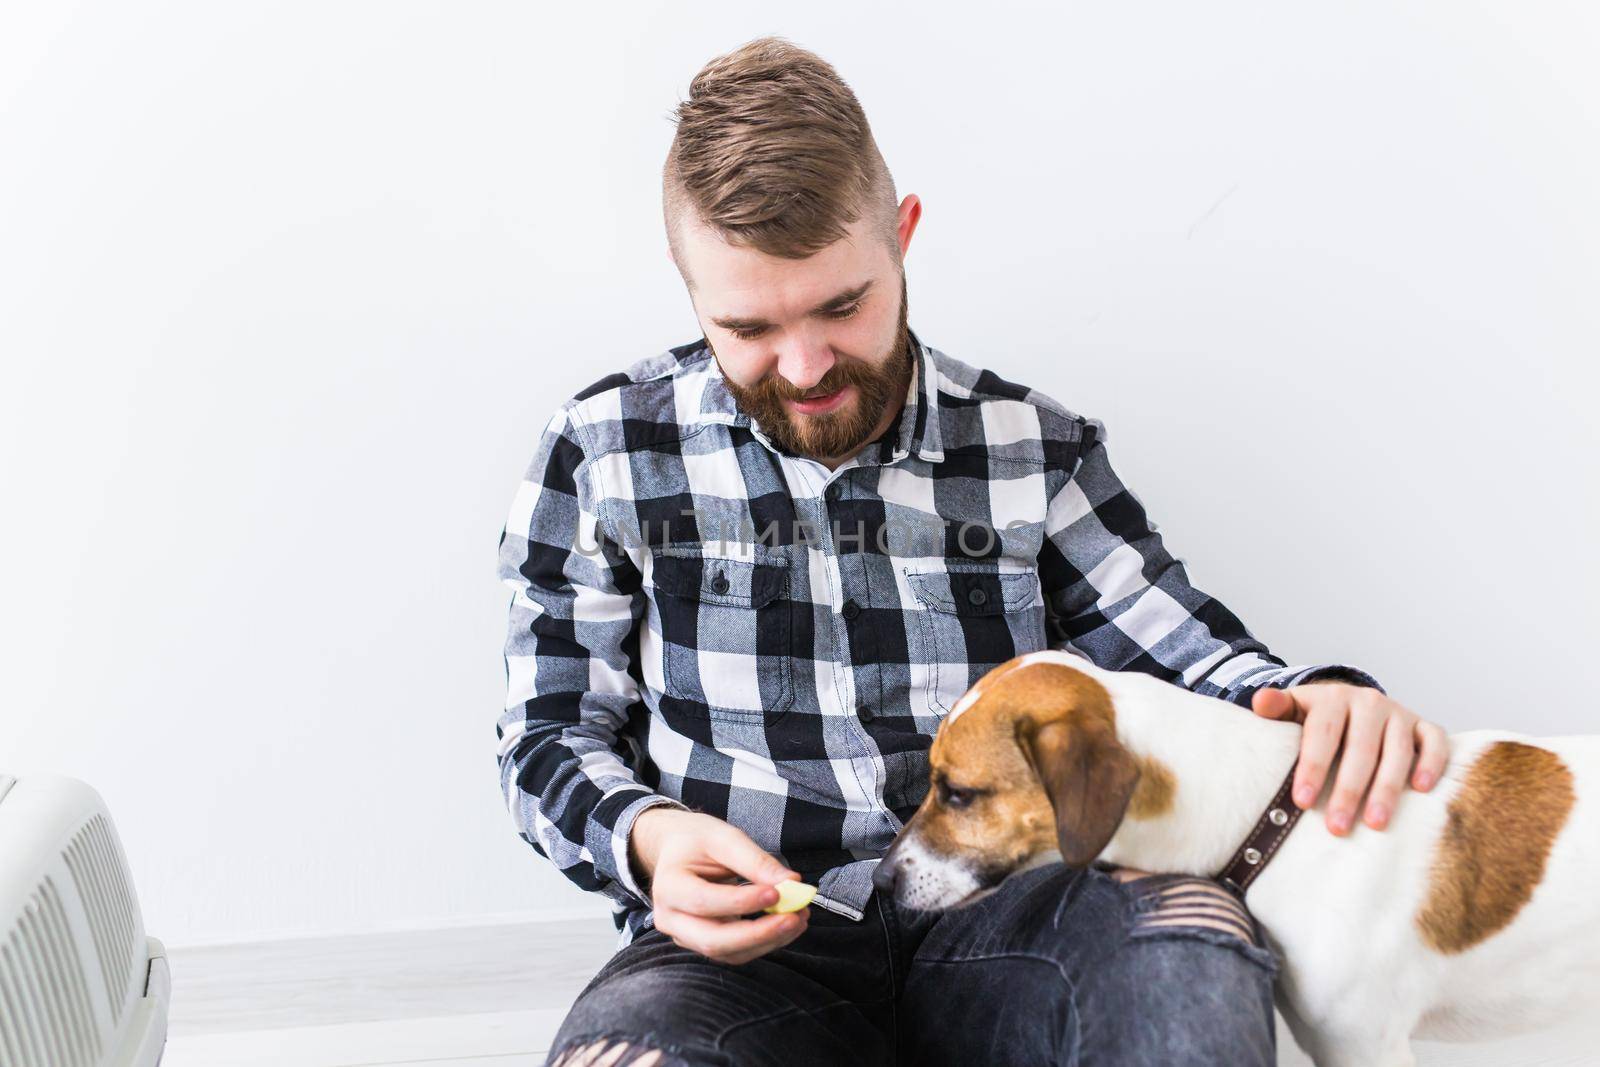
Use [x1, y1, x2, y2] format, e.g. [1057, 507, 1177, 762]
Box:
[651, 550, 787, 608]
[906, 566, 1038, 616]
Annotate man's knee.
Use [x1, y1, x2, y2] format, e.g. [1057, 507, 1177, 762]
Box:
[549, 1038, 669, 1067]
[1091, 873, 1281, 1063]
[1122, 873, 1267, 952]
[548, 961, 723, 1067]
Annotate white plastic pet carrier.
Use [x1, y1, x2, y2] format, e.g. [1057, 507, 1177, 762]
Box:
[0, 771, 169, 1067]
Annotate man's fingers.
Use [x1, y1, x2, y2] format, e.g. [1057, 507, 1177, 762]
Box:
[1362, 713, 1417, 831]
[1271, 683, 1449, 835]
[662, 908, 808, 964]
[656, 870, 779, 918]
[1413, 721, 1450, 791]
[703, 824, 800, 888]
[1326, 703, 1385, 836]
[714, 911, 810, 965]
[1292, 704, 1345, 809]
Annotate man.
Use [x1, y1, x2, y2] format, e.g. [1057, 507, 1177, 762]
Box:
[497, 36, 1448, 1067]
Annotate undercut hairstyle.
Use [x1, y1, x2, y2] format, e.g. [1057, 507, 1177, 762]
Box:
[662, 36, 901, 290]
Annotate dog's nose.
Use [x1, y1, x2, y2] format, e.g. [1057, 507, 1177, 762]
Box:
[872, 856, 899, 893]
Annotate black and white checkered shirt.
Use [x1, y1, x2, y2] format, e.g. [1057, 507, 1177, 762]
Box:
[496, 328, 1382, 946]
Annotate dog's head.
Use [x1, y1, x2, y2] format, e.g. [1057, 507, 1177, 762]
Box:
[872, 655, 1143, 910]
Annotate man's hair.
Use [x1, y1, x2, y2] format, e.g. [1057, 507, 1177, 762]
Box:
[662, 36, 901, 290]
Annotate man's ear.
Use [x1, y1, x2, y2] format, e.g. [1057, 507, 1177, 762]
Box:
[1017, 715, 1141, 867]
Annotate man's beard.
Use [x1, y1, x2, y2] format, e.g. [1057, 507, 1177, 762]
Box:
[718, 272, 913, 462]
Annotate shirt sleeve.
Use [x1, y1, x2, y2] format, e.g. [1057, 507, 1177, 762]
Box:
[496, 404, 688, 911]
[1037, 417, 1386, 709]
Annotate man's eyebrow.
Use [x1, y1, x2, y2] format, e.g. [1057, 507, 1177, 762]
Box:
[709, 279, 874, 331]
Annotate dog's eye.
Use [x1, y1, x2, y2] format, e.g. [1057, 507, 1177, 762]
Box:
[942, 784, 978, 809]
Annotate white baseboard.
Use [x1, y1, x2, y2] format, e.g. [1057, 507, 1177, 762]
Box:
[166, 904, 617, 952]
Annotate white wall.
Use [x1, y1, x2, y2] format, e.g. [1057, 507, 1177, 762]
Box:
[1, 2, 1595, 947]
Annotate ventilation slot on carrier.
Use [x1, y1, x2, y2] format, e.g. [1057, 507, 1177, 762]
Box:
[63, 814, 139, 1022]
[0, 876, 102, 1067]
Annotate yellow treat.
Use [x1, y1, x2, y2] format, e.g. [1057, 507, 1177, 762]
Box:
[763, 879, 817, 914]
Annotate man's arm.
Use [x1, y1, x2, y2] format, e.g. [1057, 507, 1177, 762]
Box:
[1038, 418, 1448, 833]
[1038, 417, 1381, 706]
[496, 404, 688, 913]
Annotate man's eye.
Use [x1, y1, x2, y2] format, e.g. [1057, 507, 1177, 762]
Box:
[726, 302, 861, 342]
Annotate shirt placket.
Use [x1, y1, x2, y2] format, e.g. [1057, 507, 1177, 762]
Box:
[779, 450, 903, 839]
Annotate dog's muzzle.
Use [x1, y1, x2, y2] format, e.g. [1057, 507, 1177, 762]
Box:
[872, 832, 998, 911]
[872, 837, 905, 894]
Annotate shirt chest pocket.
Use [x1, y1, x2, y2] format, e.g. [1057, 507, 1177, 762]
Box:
[647, 548, 795, 721]
[904, 563, 1048, 717]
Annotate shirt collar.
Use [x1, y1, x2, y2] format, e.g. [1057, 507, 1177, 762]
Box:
[691, 326, 944, 465]
[901, 326, 945, 462]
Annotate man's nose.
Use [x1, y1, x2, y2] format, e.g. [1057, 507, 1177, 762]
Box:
[774, 337, 835, 391]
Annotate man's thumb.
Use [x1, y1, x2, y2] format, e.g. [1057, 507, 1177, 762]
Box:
[1251, 686, 1295, 720]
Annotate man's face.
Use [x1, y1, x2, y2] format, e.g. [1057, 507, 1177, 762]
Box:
[677, 201, 919, 464]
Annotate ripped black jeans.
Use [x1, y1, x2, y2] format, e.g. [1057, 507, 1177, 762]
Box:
[547, 862, 1281, 1067]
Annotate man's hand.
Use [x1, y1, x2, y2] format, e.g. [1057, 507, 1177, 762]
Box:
[1251, 681, 1450, 837]
[629, 807, 809, 965]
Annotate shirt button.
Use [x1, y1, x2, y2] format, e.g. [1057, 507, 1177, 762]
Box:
[857, 705, 875, 723]
[967, 587, 989, 607]
[842, 598, 861, 620]
[710, 572, 730, 594]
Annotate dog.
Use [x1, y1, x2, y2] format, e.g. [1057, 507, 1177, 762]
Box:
[871, 649, 1598, 1067]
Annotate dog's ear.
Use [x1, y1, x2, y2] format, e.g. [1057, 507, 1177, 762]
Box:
[1018, 714, 1141, 867]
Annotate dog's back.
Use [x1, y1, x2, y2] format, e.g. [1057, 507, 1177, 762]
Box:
[1414, 731, 1600, 1040]
[1255, 729, 1599, 1060]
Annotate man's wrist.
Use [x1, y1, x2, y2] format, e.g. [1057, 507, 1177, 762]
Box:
[627, 805, 684, 892]
[626, 841, 653, 898]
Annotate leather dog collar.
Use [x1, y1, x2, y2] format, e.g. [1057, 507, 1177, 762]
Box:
[1218, 759, 1305, 898]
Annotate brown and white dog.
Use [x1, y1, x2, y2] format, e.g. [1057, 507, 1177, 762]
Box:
[873, 650, 1598, 1067]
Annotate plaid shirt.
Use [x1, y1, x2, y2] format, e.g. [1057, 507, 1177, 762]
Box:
[496, 328, 1382, 946]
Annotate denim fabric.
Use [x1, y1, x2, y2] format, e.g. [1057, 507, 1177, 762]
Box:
[547, 863, 1279, 1067]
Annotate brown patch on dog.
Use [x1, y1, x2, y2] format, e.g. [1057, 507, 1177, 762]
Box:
[1416, 741, 1576, 955]
[1127, 753, 1176, 819]
[941, 657, 1026, 729]
[927, 659, 1142, 868]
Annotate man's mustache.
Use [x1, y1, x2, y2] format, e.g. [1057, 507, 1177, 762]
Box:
[755, 360, 874, 403]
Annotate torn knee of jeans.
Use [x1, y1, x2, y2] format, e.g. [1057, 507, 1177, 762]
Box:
[1128, 876, 1261, 948]
[548, 1036, 674, 1067]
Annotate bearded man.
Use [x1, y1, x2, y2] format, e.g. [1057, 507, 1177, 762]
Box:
[497, 35, 1447, 1067]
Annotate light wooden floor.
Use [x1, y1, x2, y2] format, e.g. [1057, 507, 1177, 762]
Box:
[159, 916, 1599, 1066]
[160, 916, 614, 1066]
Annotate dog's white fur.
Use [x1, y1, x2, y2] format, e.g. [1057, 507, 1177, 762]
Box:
[941, 650, 1600, 1067]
